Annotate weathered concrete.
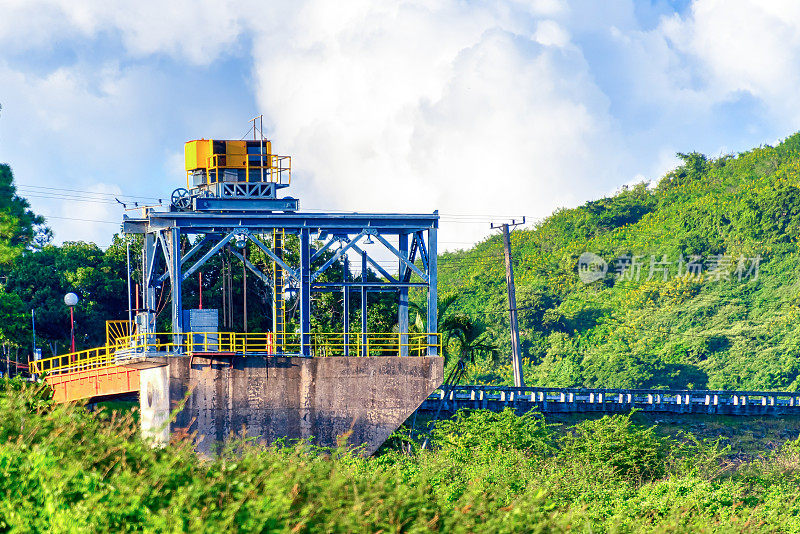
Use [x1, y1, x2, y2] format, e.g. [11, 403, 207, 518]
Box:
[169, 355, 443, 455]
[139, 365, 170, 445]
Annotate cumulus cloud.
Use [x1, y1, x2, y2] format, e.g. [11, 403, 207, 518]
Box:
[249, 1, 626, 245]
[1, 0, 800, 249]
[661, 0, 800, 129]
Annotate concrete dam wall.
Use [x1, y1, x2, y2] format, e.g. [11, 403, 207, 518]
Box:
[141, 355, 443, 455]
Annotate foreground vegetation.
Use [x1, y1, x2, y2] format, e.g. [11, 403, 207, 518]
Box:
[5, 379, 800, 533]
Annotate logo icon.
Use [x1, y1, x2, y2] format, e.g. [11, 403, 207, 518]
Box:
[577, 252, 607, 284]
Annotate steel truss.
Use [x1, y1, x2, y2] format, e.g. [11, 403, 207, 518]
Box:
[124, 210, 439, 357]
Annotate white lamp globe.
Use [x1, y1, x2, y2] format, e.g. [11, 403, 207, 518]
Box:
[64, 293, 79, 307]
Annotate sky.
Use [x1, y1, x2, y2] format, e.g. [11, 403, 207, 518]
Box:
[0, 0, 799, 250]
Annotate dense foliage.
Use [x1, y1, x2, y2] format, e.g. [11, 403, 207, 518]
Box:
[439, 135, 800, 390]
[5, 380, 800, 532]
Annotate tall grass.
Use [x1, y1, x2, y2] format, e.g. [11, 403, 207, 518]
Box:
[2, 379, 800, 532]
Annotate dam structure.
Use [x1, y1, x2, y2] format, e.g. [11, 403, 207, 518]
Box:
[32, 128, 443, 455]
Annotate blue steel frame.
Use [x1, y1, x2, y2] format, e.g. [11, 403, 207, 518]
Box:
[123, 210, 439, 357]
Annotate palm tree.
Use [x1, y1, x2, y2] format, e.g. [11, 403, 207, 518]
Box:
[410, 294, 497, 364]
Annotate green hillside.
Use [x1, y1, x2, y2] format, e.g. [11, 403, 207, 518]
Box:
[439, 134, 800, 390]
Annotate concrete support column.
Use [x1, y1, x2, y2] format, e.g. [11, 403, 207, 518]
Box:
[139, 365, 169, 446]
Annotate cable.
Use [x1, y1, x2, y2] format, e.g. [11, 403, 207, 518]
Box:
[18, 184, 159, 201]
[40, 215, 119, 224]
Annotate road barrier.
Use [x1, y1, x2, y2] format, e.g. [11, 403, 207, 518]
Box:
[420, 385, 800, 416]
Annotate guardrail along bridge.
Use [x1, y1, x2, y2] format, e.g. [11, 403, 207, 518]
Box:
[422, 385, 800, 416]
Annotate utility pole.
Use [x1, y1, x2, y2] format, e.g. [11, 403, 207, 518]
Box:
[491, 217, 526, 387]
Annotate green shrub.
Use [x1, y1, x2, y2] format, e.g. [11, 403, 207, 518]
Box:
[559, 413, 674, 482]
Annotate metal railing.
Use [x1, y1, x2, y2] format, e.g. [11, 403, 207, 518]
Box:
[195, 153, 292, 185]
[29, 331, 441, 376]
[105, 320, 132, 346]
[422, 385, 800, 415]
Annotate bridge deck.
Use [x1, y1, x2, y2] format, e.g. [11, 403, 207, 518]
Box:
[45, 366, 140, 403]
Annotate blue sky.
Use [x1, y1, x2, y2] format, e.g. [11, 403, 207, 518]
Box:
[0, 0, 798, 249]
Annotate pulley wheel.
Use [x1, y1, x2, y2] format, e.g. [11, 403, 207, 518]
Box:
[171, 188, 191, 210]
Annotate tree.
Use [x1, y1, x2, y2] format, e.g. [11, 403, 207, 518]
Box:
[411, 294, 496, 364]
[0, 165, 46, 270]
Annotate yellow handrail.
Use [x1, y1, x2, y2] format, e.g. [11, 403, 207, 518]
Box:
[29, 331, 441, 376]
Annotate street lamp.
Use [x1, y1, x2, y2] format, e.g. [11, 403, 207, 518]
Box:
[64, 292, 78, 354]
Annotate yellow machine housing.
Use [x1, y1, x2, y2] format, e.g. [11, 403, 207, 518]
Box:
[184, 139, 287, 188]
[184, 139, 273, 172]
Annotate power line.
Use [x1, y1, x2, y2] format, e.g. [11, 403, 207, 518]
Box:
[41, 214, 119, 225]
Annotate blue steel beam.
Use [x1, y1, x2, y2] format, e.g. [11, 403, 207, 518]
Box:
[157, 234, 217, 284]
[309, 231, 366, 283]
[182, 230, 237, 281]
[299, 228, 311, 356]
[349, 243, 398, 284]
[126, 211, 438, 234]
[229, 248, 273, 287]
[399, 232, 409, 357]
[245, 233, 299, 283]
[426, 226, 438, 356]
[371, 232, 428, 282]
[311, 237, 338, 262]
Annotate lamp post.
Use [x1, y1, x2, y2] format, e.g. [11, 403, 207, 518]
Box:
[64, 293, 78, 354]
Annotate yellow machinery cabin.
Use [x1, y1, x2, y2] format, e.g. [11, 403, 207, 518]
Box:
[184, 139, 288, 187]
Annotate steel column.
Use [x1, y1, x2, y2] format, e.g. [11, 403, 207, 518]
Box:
[427, 225, 438, 355]
[361, 251, 367, 355]
[343, 256, 350, 357]
[170, 227, 183, 337]
[143, 232, 157, 333]
[399, 233, 409, 357]
[299, 228, 311, 356]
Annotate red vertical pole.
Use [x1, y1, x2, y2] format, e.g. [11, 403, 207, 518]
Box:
[199, 272, 203, 309]
[70, 306, 75, 355]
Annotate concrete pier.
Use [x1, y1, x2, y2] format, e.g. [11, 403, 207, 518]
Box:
[141, 355, 443, 455]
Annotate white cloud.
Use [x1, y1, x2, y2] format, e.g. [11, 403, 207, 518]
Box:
[660, 0, 800, 128]
[2, 0, 800, 251]
[0, 0, 254, 64]
[249, 2, 625, 245]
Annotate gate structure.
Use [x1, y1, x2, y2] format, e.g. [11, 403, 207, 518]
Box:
[32, 130, 443, 453]
[123, 134, 440, 357]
